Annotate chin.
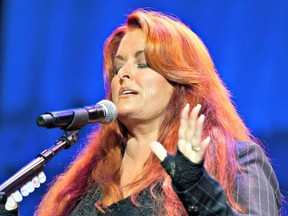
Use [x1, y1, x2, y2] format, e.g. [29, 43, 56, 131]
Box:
[117, 109, 134, 118]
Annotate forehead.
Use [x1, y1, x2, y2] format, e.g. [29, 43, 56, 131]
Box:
[116, 29, 145, 55]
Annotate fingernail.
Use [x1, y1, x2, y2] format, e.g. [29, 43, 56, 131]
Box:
[5, 196, 18, 210]
[6, 196, 15, 206]
[38, 172, 46, 183]
[32, 176, 40, 188]
[20, 184, 29, 197]
[26, 181, 35, 193]
[205, 136, 211, 143]
[12, 190, 23, 202]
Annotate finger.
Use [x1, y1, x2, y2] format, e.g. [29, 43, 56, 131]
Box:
[20, 184, 29, 197]
[38, 171, 47, 183]
[178, 104, 190, 151]
[193, 114, 205, 144]
[150, 141, 167, 161]
[201, 136, 211, 152]
[186, 104, 201, 142]
[5, 196, 18, 211]
[11, 190, 22, 203]
[179, 103, 190, 139]
[190, 136, 210, 164]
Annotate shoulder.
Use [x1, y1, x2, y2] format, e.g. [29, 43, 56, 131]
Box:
[233, 141, 282, 214]
[234, 141, 268, 164]
[235, 141, 263, 155]
[234, 141, 277, 177]
[234, 141, 281, 196]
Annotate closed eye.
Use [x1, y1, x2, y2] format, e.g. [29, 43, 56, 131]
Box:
[137, 63, 149, 69]
[113, 67, 121, 76]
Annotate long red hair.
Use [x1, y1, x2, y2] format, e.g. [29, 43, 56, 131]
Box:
[36, 9, 254, 215]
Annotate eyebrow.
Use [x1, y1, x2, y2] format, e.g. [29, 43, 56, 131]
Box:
[114, 50, 145, 61]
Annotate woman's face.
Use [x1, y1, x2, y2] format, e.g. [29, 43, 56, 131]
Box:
[111, 29, 174, 126]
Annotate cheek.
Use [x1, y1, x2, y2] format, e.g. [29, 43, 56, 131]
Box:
[141, 77, 173, 100]
[110, 79, 119, 102]
[142, 86, 157, 98]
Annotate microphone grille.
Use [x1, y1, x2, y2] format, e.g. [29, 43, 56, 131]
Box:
[97, 100, 118, 123]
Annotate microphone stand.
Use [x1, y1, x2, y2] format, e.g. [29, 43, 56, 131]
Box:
[0, 129, 80, 204]
[0, 102, 103, 205]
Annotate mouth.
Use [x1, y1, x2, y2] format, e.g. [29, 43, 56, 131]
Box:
[120, 89, 138, 96]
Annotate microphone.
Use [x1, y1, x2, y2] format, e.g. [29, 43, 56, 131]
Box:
[36, 100, 117, 130]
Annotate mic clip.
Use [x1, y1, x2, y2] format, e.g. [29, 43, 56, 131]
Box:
[64, 108, 89, 131]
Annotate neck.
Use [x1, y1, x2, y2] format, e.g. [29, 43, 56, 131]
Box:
[119, 125, 158, 193]
[125, 130, 157, 161]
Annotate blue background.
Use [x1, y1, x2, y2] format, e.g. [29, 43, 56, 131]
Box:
[0, 1, 287, 215]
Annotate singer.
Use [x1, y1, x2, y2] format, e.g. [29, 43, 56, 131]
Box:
[2, 9, 282, 215]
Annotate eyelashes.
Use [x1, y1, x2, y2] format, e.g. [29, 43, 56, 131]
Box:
[113, 63, 150, 76]
[113, 68, 120, 75]
[137, 63, 149, 69]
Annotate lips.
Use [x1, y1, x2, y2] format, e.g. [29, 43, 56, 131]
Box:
[119, 88, 138, 96]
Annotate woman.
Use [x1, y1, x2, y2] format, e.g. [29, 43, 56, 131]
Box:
[3, 9, 281, 215]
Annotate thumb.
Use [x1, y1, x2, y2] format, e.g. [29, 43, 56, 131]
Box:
[5, 196, 18, 211]
[150, 141, 167, 161]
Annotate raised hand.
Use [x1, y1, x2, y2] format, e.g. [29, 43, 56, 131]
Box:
[150, 104, 210, 164]
[3, 171, 47, 211]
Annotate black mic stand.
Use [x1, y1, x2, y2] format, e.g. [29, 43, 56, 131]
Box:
[0, 109, 90, 204]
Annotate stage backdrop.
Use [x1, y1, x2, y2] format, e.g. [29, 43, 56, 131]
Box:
[0, 1, 287, 215]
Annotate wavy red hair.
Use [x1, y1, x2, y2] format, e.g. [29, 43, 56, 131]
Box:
[35, 9, 254, 215]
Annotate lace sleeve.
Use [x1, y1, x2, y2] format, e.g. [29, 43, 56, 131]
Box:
[161, 149, 234, 216]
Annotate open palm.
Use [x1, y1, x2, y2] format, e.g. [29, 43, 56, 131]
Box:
[150, 103, 210, 164]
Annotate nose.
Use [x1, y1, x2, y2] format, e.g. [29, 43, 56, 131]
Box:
[117, 64, 132, 80]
